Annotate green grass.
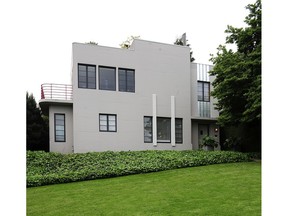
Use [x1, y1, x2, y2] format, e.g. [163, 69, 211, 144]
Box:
[27, 162, 261, 216]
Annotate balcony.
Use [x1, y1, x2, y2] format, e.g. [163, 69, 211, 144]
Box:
[41, 83, 72, 100]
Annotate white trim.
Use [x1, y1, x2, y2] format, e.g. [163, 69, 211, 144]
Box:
[171, 96, 176, 147]
[152, 94, 157, 146]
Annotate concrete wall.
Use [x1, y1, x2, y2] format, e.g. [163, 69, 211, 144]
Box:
[49, 105, 73, 153]
[72, 39, 192, 152]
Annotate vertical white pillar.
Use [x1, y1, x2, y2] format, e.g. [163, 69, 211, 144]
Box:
[152, 94, 157, 146]
[171, 96, 176, 147]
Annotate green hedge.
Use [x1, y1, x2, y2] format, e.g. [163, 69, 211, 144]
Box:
[27, 150, 251, 187]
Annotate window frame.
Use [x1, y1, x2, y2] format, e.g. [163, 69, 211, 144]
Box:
[54, 113, 66, 142]
[197, 81, 210, 102]
[78, 63, 96, 89]
[98, 66, 116, 91]
[118, 68, 135, 93]
[99, 114, 117, 132]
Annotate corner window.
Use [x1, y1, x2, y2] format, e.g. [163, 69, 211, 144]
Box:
[119, 68, 135, 92]
[54, 114, 65, 142]
[99, 114, 117, 132]
[99, 66, 116, 91]
[144, 116, 153, 143]
[78, 64, 96, 89]
[197, 81, 210, 102]
[157, 118, 171, 143]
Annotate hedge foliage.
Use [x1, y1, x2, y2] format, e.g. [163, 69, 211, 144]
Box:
[27, 150, 251, 187]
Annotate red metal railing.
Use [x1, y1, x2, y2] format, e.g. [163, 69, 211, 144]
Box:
[41, 83, 73, 100]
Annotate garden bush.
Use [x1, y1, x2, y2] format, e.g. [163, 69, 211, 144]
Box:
[27, 150, 251, 187]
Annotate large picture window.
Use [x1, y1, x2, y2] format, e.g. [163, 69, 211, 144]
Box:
[143, 117, 183, 144]
[119, 68, 135, 92]
[99, 66, 116, 91]
[157, 118, 171, 143]
[78, 64, 96, 89]
[197, 81, 210, 102]
[99, 114, 117, 132]
[54, 114, 65, 142]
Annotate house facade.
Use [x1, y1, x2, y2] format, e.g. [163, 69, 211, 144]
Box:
[39, 39, 219, 153]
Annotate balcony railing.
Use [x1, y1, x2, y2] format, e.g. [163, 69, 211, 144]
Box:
[41, 83, 73, 100]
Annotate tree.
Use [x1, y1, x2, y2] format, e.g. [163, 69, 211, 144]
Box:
[209, 0, 261, 151]
[26, 92, 49, 151]
[174, 33, 195, 62]
[120, 35, 140, 49]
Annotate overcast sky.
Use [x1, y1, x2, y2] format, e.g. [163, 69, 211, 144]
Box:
[2, 0, 253, 101]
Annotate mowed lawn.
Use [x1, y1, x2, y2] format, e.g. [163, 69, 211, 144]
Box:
[27, 162, 261, 216]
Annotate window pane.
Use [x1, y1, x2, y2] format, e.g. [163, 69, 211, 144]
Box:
[157, 118, 171, 142]
[56, 130, 64, 136]
[55, 114, 65, 142]
[109, 125, 116, 131]
[197, 82, 203, 101]
[100, 115, 107, 121]
[144, 117, 152, 143]
[78, 65, 86, 71]
[100, 120, 107, 126]
[203, 83, 210, 101]
[108, 115, 115, 121]
[100, 125, 107, 131]
[56, 136, 65, 141]
[119, 70, 127, 92]
[175, 119, 183, 143]
[99, 67, 116, 91]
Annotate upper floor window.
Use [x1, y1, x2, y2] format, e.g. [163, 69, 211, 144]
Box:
[99, 66, 116, 91]
[119, 68, 135, 93]
[197, 81, 210, 102]
[54, 114, 65, 142]
[78, 64, 96, 89]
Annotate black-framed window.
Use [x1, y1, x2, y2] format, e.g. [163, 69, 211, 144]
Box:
[119, 68, 135, 92]
[144, 117, 183, 144]
[197, 81, 210, 102]
[157, 117, 171, 143]
[99, 66, 116, 91]
[175, 118, 183, 144]
[54, 114, 65, 142]
[144, 116, 153, 143]
[78, 64, 96, 89]
[99, 114, 117, 132]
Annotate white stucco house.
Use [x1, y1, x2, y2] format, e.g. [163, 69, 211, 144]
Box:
[39, 39, 220, 153]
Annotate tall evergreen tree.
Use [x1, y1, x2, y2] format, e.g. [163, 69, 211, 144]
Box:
[26, 92, 49, 151]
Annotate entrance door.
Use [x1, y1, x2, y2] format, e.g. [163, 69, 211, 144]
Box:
[198, 124, 209, 148]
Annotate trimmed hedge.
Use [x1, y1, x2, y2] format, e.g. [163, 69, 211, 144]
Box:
[27, 150, 251, 187]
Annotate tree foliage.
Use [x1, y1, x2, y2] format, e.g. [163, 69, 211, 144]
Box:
[26, 92, 49, 151]
[209, 0, 261, 127]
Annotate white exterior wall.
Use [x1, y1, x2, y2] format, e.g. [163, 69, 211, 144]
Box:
[72, 40, 192, 152]
[49, 105, 73, 153]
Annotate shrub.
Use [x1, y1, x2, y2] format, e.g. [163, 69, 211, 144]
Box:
[27, 150, 251, 187]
